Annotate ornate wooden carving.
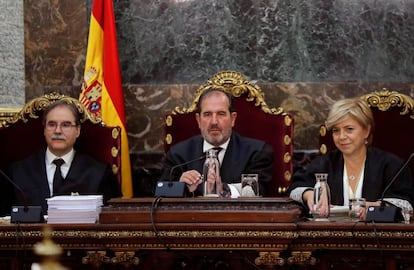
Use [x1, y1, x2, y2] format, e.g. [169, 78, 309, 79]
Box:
[173, 71, 286, 115]
[0, 92, 104, 128]
[287, 251, 316, 266]
[255, 251, 284, 266]
[81, 251, 110, 267]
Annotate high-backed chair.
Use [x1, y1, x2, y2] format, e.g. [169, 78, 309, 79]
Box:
[164, 71, 294, 196]
[319, 89, 414, 175]
[0, 92, 122, 183]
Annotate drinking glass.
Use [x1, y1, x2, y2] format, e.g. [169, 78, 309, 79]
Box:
[348, 198, 366, 220]
[241, 174, 259, 197]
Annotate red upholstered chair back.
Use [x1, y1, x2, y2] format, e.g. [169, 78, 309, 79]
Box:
[319, 89, 414, 175]
[164, 71, 294, 196]
[0, 93, 122, 183]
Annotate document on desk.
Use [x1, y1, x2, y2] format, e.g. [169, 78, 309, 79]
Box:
[46, 195, 103, 224]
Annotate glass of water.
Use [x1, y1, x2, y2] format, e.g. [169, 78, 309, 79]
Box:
[241, 174, 259, 197]
[348, 198, 366, 220]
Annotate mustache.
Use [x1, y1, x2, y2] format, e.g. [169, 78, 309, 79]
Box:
[208, 124, 221, 131]
[51, 134, 67, 140]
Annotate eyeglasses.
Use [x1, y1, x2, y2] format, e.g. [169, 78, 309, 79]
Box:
[45, 121, 78, 132]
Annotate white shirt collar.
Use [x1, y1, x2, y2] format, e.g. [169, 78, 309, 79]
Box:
[203, 138, 230, 153]
[46, 148, 75, 166]
[203, 138, 230, 165]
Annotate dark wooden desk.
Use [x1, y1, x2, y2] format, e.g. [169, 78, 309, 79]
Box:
[1, 198, 414, 270]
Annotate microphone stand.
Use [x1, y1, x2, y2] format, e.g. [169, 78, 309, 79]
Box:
[366, 153, 414, 223]
[155, 154, 206, 198]
[0, 169, 43, 223]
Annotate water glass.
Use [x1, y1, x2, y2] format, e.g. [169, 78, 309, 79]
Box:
[349, 198, 366, 220]
[241, 174, 259, 196]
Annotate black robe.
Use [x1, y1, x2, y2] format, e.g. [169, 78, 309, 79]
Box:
[288, 147, 414, 207]
[8, 148, 122, 214]
[160, 132, 274, 196]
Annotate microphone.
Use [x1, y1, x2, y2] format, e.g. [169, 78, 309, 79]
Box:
[155, 154, 206, 198]
[0, 169, 43, 223]
[366, 152, 414, 223]
[168, 154, 206, 181]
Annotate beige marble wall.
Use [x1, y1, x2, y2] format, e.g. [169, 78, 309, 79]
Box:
[123, 82, 414, 155]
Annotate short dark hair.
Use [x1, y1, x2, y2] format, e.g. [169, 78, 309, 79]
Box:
[196, 88, 235, 113]
[42, 100, 81, 126]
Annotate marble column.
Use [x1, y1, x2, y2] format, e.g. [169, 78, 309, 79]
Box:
[0, 0, 24, 108]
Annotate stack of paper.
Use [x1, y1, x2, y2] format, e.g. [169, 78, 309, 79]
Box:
[46, 195, 103, 224]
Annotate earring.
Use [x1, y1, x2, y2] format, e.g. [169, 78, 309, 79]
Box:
[364, 139, 368, 145]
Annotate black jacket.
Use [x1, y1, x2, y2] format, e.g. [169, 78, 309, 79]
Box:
[8, 148, 122, 214]
[288, 147, 414, 206]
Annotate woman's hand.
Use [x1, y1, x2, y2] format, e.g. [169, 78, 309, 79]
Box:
[359, 201, 380, 220]
[303, 190, 315, 214]
[303, 189, 330, 217]
[315, 190, 330, 217]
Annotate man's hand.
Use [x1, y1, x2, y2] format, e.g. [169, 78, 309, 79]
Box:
[179, 170, 203, 192]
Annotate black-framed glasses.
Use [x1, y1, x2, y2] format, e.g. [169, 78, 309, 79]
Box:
[45, 121, 78, 132]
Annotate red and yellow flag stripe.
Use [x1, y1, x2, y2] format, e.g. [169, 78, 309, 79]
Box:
[80, 0, 133, 197]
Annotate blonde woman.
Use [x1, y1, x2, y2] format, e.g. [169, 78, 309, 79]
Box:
[288, 98, 414, 220]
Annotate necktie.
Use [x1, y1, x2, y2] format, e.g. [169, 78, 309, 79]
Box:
[212, 147, 222, 165]
[52, 158, 65, 195]
[212, 147, 222, 152]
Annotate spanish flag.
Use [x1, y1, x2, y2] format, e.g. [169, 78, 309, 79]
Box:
[80, 0, 133, 197]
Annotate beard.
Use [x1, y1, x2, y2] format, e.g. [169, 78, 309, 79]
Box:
[203, 128, 231, 146]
